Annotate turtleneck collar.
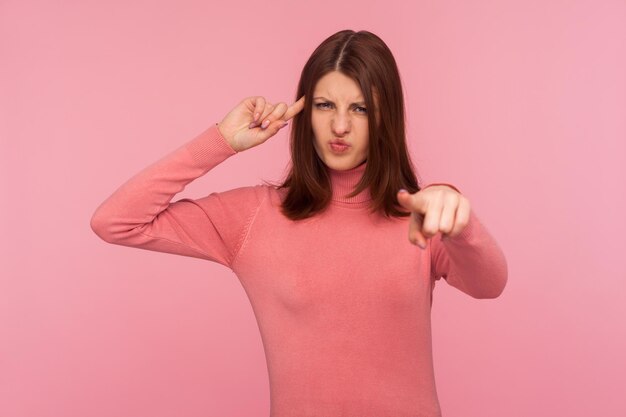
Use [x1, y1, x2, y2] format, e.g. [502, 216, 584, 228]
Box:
[326, 160, 372, 207]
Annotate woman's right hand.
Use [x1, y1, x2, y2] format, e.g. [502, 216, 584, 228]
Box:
[217, 95, 305, 152]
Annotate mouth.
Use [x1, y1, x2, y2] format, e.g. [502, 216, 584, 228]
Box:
[329, 141, 351, 153]
[330, 138, 351, 146]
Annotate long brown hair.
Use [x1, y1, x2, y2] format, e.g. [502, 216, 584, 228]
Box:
[263, 29, 422, 221]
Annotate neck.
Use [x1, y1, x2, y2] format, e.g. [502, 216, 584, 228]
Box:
[326, 160, 372, 207]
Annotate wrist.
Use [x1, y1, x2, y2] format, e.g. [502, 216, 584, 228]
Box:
[215, 122, 238, 152]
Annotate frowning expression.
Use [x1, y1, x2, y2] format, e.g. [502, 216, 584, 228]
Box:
[311, 71, 373, 171]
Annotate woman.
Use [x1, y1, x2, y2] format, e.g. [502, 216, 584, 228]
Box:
[91, 29, 508, 417]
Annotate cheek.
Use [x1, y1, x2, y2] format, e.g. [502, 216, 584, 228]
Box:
[312, 138, 322, 158]
[310, 114, 321, 132]
[360, 125, 369, 146]
[311, 116, 325, 143]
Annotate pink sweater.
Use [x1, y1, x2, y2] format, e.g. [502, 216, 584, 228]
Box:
[90, 123, 508, 417]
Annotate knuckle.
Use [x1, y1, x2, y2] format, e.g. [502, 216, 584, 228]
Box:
[421, 225, 435, 236]
[439, 223, 451, 234]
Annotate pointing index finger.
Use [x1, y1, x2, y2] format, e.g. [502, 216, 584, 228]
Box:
[282, 95, 306, 122]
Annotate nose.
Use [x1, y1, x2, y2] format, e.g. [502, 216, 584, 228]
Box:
[331, 112, 351, 136]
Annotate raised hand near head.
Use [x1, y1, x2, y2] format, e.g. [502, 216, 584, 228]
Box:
[217, 95, 305, 152]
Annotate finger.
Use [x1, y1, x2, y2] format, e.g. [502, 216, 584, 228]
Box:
[409, 210, 428, 248]
[421, 194, 443, 239]
[257, 112, 290, 141]
[396, 189, 414, 211]
[260, 102, 288, 130]
[253, 96, 265, 123]
[397, 190, 428, 248]
[448, 196, 471, 238]
[439, 193, 459, 238]
[257, 103, 279, 129]
[248, 96, 266, 128]
[282, 95, 306, 121]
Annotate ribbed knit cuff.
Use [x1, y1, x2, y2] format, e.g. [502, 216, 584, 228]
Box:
[185, 123, 238, 168]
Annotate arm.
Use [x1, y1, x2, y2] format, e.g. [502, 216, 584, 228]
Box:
[430, 208, 508, 299]
[89, 123, 265, 269]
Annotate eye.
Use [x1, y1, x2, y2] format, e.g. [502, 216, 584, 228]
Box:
[314, 102, 367, 113]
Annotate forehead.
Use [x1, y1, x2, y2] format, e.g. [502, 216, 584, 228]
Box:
[313, 71, 364, 100]
[313, 71, 379, 107]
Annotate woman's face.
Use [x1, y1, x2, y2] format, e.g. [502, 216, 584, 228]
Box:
[311, 71, 371, 171]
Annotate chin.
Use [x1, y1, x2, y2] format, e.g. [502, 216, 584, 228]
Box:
[314, 145, 364, 170]
[324, 158, 359, 171]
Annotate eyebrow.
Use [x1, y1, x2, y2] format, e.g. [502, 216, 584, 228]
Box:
[313, 96, 366, 106]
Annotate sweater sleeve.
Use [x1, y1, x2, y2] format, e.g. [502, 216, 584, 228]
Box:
[90, 123, 265, 270]
[422, 182, 462, 193]
[430, 209, 508, 299]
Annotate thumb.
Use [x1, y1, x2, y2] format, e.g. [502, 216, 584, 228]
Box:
[397, 189, 414, 210]
[397, 189, 427, 213]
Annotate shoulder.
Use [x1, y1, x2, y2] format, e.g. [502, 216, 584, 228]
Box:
[204, 183, 287, 208]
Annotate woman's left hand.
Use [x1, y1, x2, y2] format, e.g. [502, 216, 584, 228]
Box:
[396, 185, 471, 249]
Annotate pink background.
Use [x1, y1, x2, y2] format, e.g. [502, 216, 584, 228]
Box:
[2, 0, 625, 416]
